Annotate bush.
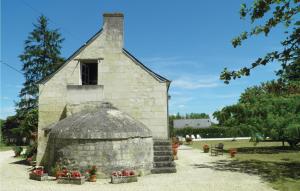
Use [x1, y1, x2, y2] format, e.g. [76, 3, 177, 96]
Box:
[24, 142, 37, 158]
[13, 146, 23, 156]
[173, 127, 250, 138]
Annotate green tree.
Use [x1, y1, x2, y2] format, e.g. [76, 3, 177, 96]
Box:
[2, 116, 21, 145]
[220, 0, 299, 83]
[185, 113, 209, 119]
[10, 109, 38, 142]
[17, 15, 64, 117]
[0, 119, 4, 144]
[213, 82, 300, 147]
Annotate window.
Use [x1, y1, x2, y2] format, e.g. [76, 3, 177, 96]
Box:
[81, 62, 98, 85]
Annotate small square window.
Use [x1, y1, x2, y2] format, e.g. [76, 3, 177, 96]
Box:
[81, 62, 98, 85]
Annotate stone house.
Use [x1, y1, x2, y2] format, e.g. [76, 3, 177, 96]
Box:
[37, 13, 174, 174]
[173, 119, 212, 129]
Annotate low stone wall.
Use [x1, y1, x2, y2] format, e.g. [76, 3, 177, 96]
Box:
[48, 137, 153, 178]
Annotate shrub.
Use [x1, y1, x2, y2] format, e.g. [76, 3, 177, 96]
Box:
[173, 127, 250, 138]
[13, 146, 23, 156]
[89, 166, 97, 175]
[25, 142, 37, 158]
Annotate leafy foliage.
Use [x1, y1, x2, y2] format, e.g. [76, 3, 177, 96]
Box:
[173, 127, 250, 138]
[11, 109, 38, 139]
[2, 115, 21, 145]
[2, 15, 64, 146]
[221, 0, 300, 83]
[16, 15, 64, 117]
[213, 81, 300, 147]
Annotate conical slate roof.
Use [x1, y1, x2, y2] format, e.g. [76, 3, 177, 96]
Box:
[49, 102, 152, 139]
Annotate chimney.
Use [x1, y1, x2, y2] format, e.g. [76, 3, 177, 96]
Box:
[103, 13, 124, 50]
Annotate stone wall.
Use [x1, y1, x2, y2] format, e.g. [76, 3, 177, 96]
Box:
[37, 13, 169, 164]
[48, 137, 153, 177]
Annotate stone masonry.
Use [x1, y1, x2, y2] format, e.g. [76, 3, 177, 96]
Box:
[37, 13, 170, 165]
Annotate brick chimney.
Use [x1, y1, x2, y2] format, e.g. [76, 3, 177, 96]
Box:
[103, 13, 124, 50]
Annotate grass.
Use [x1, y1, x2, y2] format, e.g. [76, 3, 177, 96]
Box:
[188, 140, 300, 191]
[0, 143, 13, 151]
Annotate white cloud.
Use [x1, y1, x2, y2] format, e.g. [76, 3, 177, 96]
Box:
[172, 75, 221, 90]
[1, 96, 11, 100]
[178, 104, 185, 108]
[198, 93, 240, 99]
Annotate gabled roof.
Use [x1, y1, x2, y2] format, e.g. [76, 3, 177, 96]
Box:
[38, 29, 170, 84]
[122, 49, 170, 83]
[38, 29, 103, 84]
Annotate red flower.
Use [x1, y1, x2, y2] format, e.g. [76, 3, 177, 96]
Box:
[122, 170, 130, 176]
[32, 169, 44, 176]
[71, 171, 81, 178]
[129, 170, 135, 176]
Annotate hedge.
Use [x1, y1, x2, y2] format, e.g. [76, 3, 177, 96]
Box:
[173, 127, 251, 138]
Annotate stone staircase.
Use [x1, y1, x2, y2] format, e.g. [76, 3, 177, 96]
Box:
[151, 139, 176, 174]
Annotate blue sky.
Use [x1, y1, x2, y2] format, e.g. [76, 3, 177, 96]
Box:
[1, 0, 284, 120]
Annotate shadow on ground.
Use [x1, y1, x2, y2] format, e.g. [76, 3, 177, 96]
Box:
[226, 146, 300, 154]
[193, 146, 300, 184]
[10, 159, 28, 165]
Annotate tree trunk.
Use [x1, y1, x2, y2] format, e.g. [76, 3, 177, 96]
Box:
[287, 140, 299, 149]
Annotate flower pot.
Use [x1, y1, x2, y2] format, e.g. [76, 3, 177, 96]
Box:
[29, 173, 48, 181]
[203, 148, 210, 153]
[229, 148, 237, 158]
[57, 176, 85, 185]
[172, 148, 178, 160]
[230, 152, 236, 158]
[89, 174, 97, 182]
[172, 143, 179, 160]
[111, 175, 138, 184]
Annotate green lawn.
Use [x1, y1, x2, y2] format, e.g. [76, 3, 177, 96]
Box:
[188, 140, 300, 191]
[0, 144, 13, 151]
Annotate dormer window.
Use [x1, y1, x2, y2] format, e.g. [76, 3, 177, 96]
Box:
[81, 62, 98, 85]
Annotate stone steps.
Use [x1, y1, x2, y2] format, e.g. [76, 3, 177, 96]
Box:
[153, 140, 172, 146]
[154, 156, 173, 162]
[151, 167, 177, 174]
[151, 139, 176, 174]
[153, 145, 172, 151]
[153, 161, 176, 168]
[154, 150, 173, 156]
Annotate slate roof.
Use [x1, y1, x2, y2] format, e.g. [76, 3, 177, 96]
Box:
[173, 119, 212, 129]
[38, 29, 170, 84]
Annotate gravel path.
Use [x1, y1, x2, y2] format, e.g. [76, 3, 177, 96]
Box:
[0, 146, 275, 191]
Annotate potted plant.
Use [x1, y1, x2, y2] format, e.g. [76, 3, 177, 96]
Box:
[185, 137, 192, 145]
[111, 169, 137, 184]
[57, 167, 85, 185]
[172, 137, 179, 160]
[51, 164, 62, 179]
[29, 166, 48, 181]
[89, 166, 97, 182]
[203, 144, 210, 153]
[229, 148, 237, 158]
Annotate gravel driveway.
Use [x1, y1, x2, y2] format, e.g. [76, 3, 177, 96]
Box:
[0, 146, 275, 191]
